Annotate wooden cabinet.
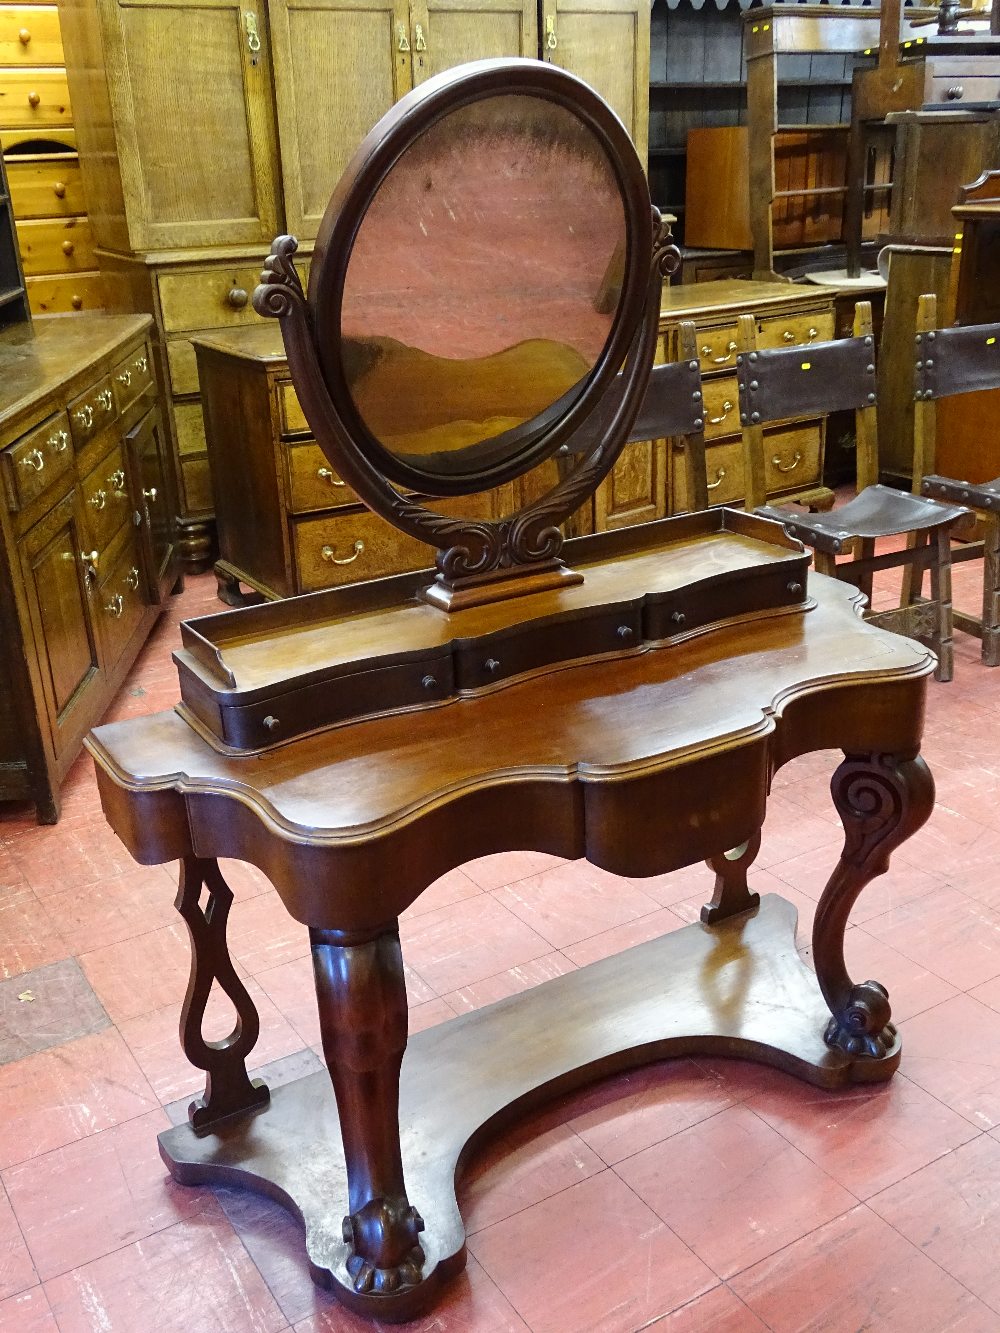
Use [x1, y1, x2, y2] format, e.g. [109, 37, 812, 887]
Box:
[0, 312, 180, 821]
[0, 149, 30, 327]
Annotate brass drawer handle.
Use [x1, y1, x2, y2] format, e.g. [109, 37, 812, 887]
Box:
[321, 539, 364, 565]
[701, 340, 737, 365]
[80, 548, 98, 567]
[317, 467, 346, 487]
[245, 9, 261, 53]
[47, 429, 69, 453]
[782, 327, 820, 344]
[707, 400, 733, 426]
[771, 450, 803, 473]
[143, 486, 158, 503]
[414, 21, 426, 50]
[105, 593, 124, 618]
[96, 388, 113, 412]
[135, 354, 148, 374]
[125, 566, 140, 590]
[396, 20, 410, 50]
[108, 468, 126, 490]
[74, 404, 94, 430]
[228, 287, 249, 310]
[706, 466, 727, 491]
[19, 449, 44, 472]
[545, 14, 557, 48]
[90, 488, 107, 510]
[117, 369, 132, 388]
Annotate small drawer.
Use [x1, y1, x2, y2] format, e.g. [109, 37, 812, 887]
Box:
[166, 338, 200, 396]
[26, 270, 103, 315]
[68, 374, 116, 447]
[15, 215, 94, 276]
[278, 381, 308, 436]
[181, 455, 213, 513]
[2, 409, 72, 512]
[6, 154, 85, 219]
[286, 442, 359, 512]
[927, 75, 1000, 106]
[0, 67, 71, 127]
[112, 344, 153, 413]
[764, 423, 822, 494]
[81, 443, 131, 551]
[157, 266, 263, 335]
[96, 539, 146, 671]
[757, 310, 835, 351]
[701, 375, 739, 441]
[644, 561, 808, 641]
[0, 7, 64, 64]
[695, 322, 740, 372]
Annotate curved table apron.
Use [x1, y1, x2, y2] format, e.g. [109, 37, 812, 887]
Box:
[86, 575, 936, 1322]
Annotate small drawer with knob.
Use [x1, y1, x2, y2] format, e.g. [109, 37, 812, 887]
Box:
[156, 265, 264, 335]
[6, 154, 87, 220]
[25, 272, 104, 317]
[286, 441, 360, 512]
[68, 375, 117, 447]
[14, 217, 96, 277]
[80, 443, 131, 551]
[454, 607, 642, 691]
[112, 344, 154, 413]
[757, 310, 835, 352]
[0, 7, 64, 64]
[644, 560, 809, 641]
[95, 539, 147, 671]
[0, 68, 71, 127]
[927, 72, 1000, 105]
[2, 410, 73, 512]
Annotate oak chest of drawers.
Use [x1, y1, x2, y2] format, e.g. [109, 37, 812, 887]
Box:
[0, 312, 180, 820]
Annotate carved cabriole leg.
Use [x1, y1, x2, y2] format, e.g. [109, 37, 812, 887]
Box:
[176, 857, 269, 1130]
[702, 831, 762, 924]
[311, 925, 425, 1297]
[814, 753, 934, 1060]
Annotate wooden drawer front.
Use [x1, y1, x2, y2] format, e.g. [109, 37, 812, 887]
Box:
[26, 271, 103, 314]
[95, 539, 145, 671]
[181, 456, 213, 513]
[166, 338, 199, 396]
[927, 75, 1000, 106]
[287, 442, 358, 513]
[81, 443, 130, 551]
[174, 400, 206, 457]
[7, 155, 86, 218]
[595, 439, 666, 532]
[671, 437, 743, 513]
[3, 409, 72, 512]
[702, 375, 739, 442]
[0, 68, 70, 127]
[278, 381, 308, 436]
[757, 310, 835, 352]
[0, 7, 64, 65]
[112, 345, 153, 414]
[294, 494, 499, 593]
[157, 266, 263, 335]
[16, 216, 95, 276]
[696, 322, 739, 372]
[764, 424, 822, 494]
[68, 374, 115, 446]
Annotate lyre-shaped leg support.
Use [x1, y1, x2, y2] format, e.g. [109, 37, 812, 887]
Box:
[311, 924, 426, 1297]
[176, 856, 269, 1131]
[813, 752, 934, 1060]
[702, 831, 762, 924]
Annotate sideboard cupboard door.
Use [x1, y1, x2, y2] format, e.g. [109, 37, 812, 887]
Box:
[125, 409, 176, 602]
[270, 0, 413, 240]
[539, 0, 649, 166]
[408, 0, 538, 87]
[105, 0, 281, 250]
[18, 488, 102, 757]
[592, 437, 666, 532]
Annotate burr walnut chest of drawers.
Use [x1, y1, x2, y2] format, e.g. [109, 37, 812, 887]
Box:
[0, 312, 180, 821]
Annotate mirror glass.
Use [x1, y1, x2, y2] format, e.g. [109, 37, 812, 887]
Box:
[339, 94, 626, 482]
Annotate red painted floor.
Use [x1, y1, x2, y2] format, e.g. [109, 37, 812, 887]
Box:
[2, 554, 1000, 1332]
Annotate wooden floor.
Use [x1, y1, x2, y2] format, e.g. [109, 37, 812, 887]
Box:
[3, 548, 1000, 1332]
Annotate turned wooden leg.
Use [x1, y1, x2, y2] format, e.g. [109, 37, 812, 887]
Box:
[702, 831, 762, 924]
[814, 550, 837, 578]
[813, 753, 934, 1060]
[982, 513, 1000, 667]
[311, 924, 425, 1297]
[176, 857, 269, 1130]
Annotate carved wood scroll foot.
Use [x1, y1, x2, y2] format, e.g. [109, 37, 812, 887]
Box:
[702, 831, 762, 925]
[814, 753, 934, 1060]
[311, 924, 426, 1296]
[176, 857, 270, 1131]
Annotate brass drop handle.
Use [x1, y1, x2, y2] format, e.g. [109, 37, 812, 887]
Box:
[414, 22, 426, 51]
[18, 27, 30, 44]
[244, 10, 261, 53]
[135, 354, 148, 374]
[946, 84, 964, 100]
[317, 467, 346, 487]
[701, 341, 737, 365]
[545, 15, 557, 48]
[105, 593, 124, 618]
[125, 566, 140, 590]
[396, 21, 410, 50]
[79, 549, 99, 582]
[707, 400, 733, 426]
[47, 429, 68, 453]
[771, 450, 803, 473]
[143, 486, 158, 503]
[118, 369, 132, 388]
[74, 404, 93, 429]
[53, 181, 66, 199]
[62, 240, 74, 256]
[90, 488, 107, 510]
[706, 467, 727, 491]
[96, 388, 113, 411]
[108, 468, 126, 490]
[782, 327, 820, 344]
[20, 449, 44, 472]
[321, 540, 364, 565]
[27, 90, 40, 107]
[227, 287, 249, 309]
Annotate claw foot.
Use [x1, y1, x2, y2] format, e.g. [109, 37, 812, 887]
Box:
[342, 1198, 426, 1295]
[824, 979, 897, 1059]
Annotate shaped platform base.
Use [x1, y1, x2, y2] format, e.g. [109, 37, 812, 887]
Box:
[160, 893, 898, 1322]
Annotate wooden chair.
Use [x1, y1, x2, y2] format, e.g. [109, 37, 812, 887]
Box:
[736, 302, 972, 682]
[913, 293, 1000, 667]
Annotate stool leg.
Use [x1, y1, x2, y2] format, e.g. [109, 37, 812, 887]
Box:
[900, 531, 924, 606]
[856, 538, 876, 605]
[814, 752, 934, 1062]
[702, 830, 762, 924]
[814, 550, 838, 578]
[311, 924, 425, 1297]
[983, 513, 1000, 667]
[930, 527, 955, 682]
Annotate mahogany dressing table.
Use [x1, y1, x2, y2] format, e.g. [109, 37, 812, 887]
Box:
[86, 61, 936, 1323]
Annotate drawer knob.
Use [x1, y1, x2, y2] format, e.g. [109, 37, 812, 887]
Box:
[18, 27, 30, 44]
[262, 715, 280, 732]
[53, 181, 66, 199]
[317, 467, 346, 487]
[118, 369, 132, 387]
[143, 486, 158, 503]
[19, 448, 44, 472]
[320, 539, 364, 565]
[782, 330, 795, 343]
[27, 90, 40, 107]
[946, 85, 964, 100]
[125, 566, 140, 590]
[771, 450, 803, 474]
[79, 549, 99, 571]
[47, 429, 69, 453]
[227, 287, 249, 309]
[62, 240, 74, 256]
[787, 581, 803, 595]
[670, 611, 686, 625]
[104, 593, 124, 618]
[90, 488, 107, 510]
[421, 674, 437, 690]
[484, 657, 501, 674]
[71, 295, 83, 310]
[73, 405, 94, 433]
[617, 624, 633, 640]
